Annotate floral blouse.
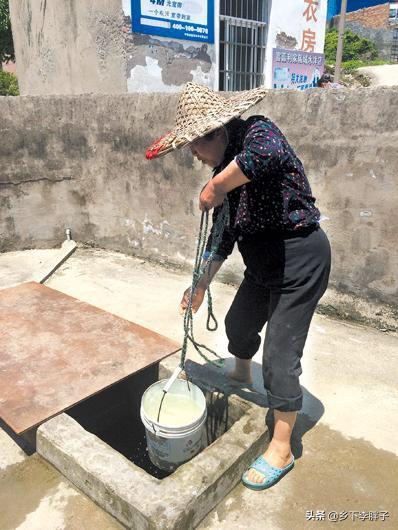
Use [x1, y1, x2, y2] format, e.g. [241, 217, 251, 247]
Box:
[204, 115, 320, 260]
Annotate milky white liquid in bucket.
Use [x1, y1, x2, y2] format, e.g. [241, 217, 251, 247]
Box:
[140, 379, 207, 471]
[145, 393, 203, 426]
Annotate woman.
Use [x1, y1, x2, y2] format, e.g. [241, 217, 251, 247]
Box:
[146, 82, 331, 490]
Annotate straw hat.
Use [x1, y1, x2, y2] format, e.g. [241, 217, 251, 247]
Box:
[145, 82, 268, 159]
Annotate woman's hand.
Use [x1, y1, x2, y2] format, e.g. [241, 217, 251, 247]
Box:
[179, 284, 206, 314]
[199, 180, 226, 211]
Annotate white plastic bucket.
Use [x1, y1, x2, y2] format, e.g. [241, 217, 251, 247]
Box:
[140, 379, 207, 471]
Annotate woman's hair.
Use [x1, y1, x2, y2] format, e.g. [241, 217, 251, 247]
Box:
[201, 118, 245, 147]
[202, 128, 222, 141]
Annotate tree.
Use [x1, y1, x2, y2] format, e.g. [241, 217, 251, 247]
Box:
[0, 0, 14, 67]
[324, 28, 379, 64]
[0, 69, 18, 95]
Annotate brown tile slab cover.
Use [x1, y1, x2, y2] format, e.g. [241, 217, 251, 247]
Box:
[0, 282, 180, 434]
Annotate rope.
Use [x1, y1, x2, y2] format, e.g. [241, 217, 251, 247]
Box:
[156, 201, 229, 424]
[206, 391, 229, 446]
[179, 199, 230, 370]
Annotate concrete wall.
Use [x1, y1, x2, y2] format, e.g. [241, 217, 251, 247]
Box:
[9, 0, 218, 95]
[1, 88, 397, 328]
[9, 0, 127, 95]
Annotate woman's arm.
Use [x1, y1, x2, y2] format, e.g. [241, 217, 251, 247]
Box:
[179, 258, 224, 314]
[199, 160, 249, 211]
[198, 257, 224, 289]
[200, 120, 286, 212]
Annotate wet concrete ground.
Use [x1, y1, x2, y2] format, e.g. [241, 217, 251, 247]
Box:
[199, 420, 398, 529]
[1, 246, 397, 529]
[0, 455, 123, 530]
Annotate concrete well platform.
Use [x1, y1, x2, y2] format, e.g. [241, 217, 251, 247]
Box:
[37, 361, 268, 529]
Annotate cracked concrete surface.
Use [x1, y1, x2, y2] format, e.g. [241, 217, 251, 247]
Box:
[0, 176, 73, 187]
[0, 246, 397, 529]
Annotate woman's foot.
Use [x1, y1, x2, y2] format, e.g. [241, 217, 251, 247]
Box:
[244, 442, 293, 484]
[228, 358, 253, 385]
[243, 410, 297, 488]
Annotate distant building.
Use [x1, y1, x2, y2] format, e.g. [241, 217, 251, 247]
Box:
[327, 0, 390, 20]
[331, 2, 398, 62]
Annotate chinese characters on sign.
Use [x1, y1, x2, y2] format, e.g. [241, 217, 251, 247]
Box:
[301, 29, 316, 52]
[303, 0, 318, 23]
[301, 0, 319, 52]
[132, 0, 214, 43]
[272, 47, 324, 91]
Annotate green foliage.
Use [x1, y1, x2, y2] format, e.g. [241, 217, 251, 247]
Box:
[325, 28, 379, 64]
[341, 58, 388, 72]
[0, 0, 14, 64]
[0, 69, 18, 95]
[324, 29, 339, 63]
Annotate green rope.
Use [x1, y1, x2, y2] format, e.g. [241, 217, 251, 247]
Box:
[179, 199, 230, 370]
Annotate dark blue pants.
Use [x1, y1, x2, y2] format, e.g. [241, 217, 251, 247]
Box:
[225, 225, 331, 412]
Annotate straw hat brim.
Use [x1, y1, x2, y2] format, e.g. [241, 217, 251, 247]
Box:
[146, 85, 268, 160]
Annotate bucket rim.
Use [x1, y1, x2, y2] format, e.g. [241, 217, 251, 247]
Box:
[141, 378, 207, 431]
[141, 404, 207, 437]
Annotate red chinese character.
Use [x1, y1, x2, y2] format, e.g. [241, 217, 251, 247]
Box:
[303, 0, 319, 22]
[301, 29, 316, 52]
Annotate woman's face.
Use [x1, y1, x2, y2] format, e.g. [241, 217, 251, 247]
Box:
[190, 129, 228, 168]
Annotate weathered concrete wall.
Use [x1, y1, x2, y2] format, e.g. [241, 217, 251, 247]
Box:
[9, 0, 127, 95]
[124, 29, 217, 92]
[0, 88, 397, 328]
[9, 0, 217, 95]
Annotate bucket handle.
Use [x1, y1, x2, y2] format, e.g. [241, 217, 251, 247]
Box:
[163, 366, 183, 393]
[157, 366, 191, 423]
[151, 421, 159, 435]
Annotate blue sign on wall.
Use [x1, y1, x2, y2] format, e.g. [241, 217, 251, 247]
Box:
[132, 0, 214, 43]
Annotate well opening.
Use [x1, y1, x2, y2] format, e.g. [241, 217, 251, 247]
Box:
[66, 364, 246, 479]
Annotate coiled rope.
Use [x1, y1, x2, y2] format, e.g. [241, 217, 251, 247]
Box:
[179, 198, 230, 370]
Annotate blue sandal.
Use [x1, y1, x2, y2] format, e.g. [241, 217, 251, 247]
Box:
[242, 454, 295, 490]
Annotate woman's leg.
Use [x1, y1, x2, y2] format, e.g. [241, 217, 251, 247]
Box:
[224, 275, 270, 384]
[229, 357, 253, 384]
[245, 228, 331, 484]
[245, 410, 296, 483]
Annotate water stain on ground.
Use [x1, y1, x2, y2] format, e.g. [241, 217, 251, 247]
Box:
[199, 419, 398, 529]
[0, 454, 122, 530]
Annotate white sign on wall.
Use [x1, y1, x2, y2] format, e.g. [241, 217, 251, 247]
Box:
[265, 0, 328, 88]
[139, 0, 208, 26]
[132, 0, 215, 43]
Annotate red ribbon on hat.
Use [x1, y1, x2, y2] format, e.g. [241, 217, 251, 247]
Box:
[145, 133, 170, 159]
